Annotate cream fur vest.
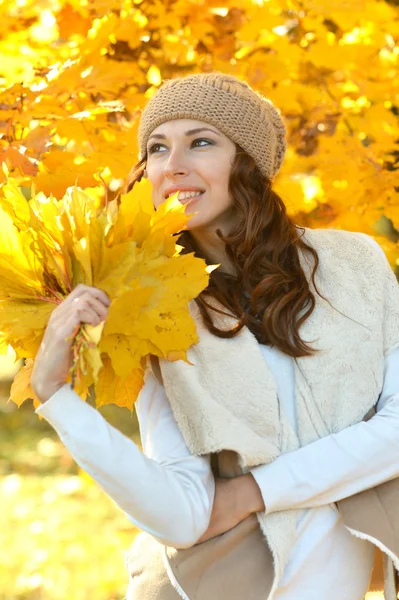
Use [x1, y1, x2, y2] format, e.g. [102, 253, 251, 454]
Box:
[125, 227, 399, 600]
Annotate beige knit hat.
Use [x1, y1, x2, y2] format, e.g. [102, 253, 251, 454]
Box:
[138, 72, 287, 180]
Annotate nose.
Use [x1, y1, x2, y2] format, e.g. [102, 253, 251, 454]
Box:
[163, 147, 189, 180]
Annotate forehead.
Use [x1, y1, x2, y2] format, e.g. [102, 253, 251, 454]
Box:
[150, 118, 223, 137]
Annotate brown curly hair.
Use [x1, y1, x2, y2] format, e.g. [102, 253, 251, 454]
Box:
[123, 145, 326, 358]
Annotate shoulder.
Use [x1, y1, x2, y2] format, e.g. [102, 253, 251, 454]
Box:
[296, 227, 393, 298]
[351, 232, 386, 260]
[299, 226, 387, 266]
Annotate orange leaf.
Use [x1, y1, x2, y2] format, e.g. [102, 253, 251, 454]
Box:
[9, 359, 41, 410]
[94, 356, 144, 413]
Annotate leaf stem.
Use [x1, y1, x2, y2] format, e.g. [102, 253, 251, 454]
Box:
[32, 294, 59, 304]
[63, 256, 72, 292]
[42, 285, 64, 303]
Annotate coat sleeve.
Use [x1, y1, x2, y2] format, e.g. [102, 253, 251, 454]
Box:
[250, 346, 399, 514]
[35, 367, 215, 549]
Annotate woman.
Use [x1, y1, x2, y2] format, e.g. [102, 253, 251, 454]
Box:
[32, 72, 399, 600]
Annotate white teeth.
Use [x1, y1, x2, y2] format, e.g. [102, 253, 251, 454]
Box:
[178, 190, 203, 201]
[167, 190, 204, 200]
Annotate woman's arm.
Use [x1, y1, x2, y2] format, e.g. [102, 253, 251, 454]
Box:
[35, 368, 215, 549]
[249, 346, 399, 515]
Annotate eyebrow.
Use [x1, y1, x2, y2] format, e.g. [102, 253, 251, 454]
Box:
[147, 127, 221, 143]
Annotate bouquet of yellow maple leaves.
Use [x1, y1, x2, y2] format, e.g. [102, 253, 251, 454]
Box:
[0, 168, 215, 412]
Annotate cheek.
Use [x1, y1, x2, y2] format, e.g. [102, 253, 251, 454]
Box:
[146, 167, 163, 208]
[214, 160, 232, 193]
[213, 176, 232, 209]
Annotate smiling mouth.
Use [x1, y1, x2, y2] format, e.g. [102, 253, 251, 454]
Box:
[179, 192, 204, 205]
[166, 191, 205, 204]
[166, 190, 205, 203]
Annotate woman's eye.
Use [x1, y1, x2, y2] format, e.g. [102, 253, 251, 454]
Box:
[148, 138, 213, 154]
[148, 143, 162, 154]
[192, 138, 212, 147]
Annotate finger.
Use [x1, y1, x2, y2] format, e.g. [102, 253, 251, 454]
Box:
[72, 307, 103, 327]
[71, 293, 109, 321]
[64, 284, 111, 308]
[52, 309, 103, 343]
[50, 295, 106, 332]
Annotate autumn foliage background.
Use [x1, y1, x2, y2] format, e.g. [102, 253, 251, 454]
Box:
[1, 0, 398, 598]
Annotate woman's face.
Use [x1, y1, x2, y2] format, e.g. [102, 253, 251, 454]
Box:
[145, 119, 237, 232]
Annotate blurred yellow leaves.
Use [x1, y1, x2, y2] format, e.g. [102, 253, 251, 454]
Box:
[0, 467, 137, 600]
[0, 0, 398, 280]
[147, 65, 162, 86]
[0, 174, 214, 412]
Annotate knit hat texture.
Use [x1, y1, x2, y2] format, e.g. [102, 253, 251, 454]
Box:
[138, 72, 287, 180]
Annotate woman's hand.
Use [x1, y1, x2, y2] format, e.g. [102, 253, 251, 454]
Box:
[31, 284, 111, 403]
[196, 474, 266, 544]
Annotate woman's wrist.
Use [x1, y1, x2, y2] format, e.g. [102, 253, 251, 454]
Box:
[234, 473, 266, 518]
[33, 381, 66, 404]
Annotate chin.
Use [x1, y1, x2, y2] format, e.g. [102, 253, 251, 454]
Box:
[183, 211, 202, 229]
[185, 216, 212, 231]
